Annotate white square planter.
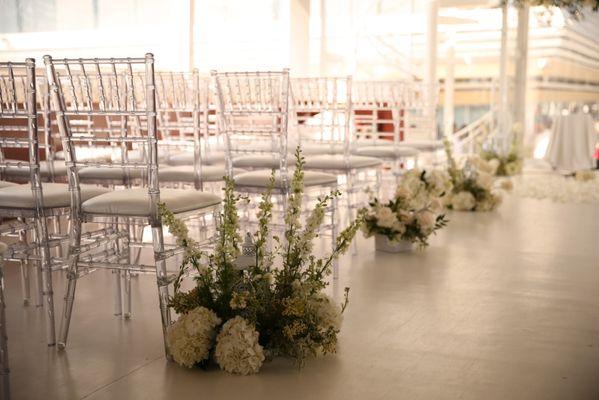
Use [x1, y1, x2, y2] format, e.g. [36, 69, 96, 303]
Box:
[375, 234, 413, 253]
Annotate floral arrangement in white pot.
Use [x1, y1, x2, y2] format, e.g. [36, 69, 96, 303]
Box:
[361, 169, 450, 252]
[444, 139, 512, 212]
[159, 149, 363, 374]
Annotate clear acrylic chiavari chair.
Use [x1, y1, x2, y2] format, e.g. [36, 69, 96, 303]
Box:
[351, 80, 419, 182]
[291, 77, 382, 241]
[44, 54, 221, 353]
[155, 71, 230, 191]
[0, 59, 110, 346]
[212, 70, 343, 277]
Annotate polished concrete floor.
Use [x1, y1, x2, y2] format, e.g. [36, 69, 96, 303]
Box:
[5, 193, 599, 400]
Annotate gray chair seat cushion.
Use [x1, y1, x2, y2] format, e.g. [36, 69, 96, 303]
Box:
[352, 145, 419, 158]
[234, 170, 338, 188]
[3, 161, 67, 178]
[159, 165, 243, 183]
[0, 183, 109, 209]
[0, 181, 17, 189]
[78, 167, 145, 180]
[81, 188, 221, 216]
[299, 143, 346, 155]
[232, 155, 281, 169]
[166, 151, 226, 166]
[303, 155, 383, 170]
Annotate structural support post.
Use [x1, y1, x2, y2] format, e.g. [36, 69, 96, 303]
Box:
[290, 0, 311, 75]
[498, 1, 510, 152]
[513, 4, 529, 145]
[188, 0, 195, 71]
[320, 0, 327, 75]
[444, 44, 455, 138]
[425, 0, 439, 140]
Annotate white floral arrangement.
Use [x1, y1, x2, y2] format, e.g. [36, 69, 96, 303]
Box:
[361, 169, 450, 248]
[444, 139, 512, 212]
[159, 149, 363, 374]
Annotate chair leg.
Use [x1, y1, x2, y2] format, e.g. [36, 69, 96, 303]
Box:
[112, 217, 123, 317]
[151, 223, 171, 358]
[346, 172, 358, 256]
[122, 218, 132, 319]
[17, 221, 31, 306]
[57, 216, 82, 349]
[35, 215, 56, 346]
[0, 257, 10, 399]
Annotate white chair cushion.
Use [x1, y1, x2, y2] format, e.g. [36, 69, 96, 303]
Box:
[234, 170, 337, 188]
[3, 161, 67, 178]
[299, 143, 346, 155]
[0, 183, 109, 209]
[81, 188, 221, 216]
[232, 155, 281, 169]
[304, 155, 383, 170]
[78, 167, 145, 180]
[400, 140, 444, 152]
[0, 181, 17, 189]
[159, 165, 244, 183]
[55, 148, 113, 162]
[166, 151, 226, 166]
[352, 145, 419, 158]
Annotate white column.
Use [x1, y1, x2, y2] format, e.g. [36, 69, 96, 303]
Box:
[498, 1, 510, 151]
[513, 5, 529, 145]
[290, 0, 311, 75]
[444, 45, 455, 138]
[425, 0, 439, 140]
[188, 0, 195, 71]
[320, 0, 327, 75]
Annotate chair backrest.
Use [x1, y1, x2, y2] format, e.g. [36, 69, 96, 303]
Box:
[44, 54, 159, 210]
[403, 81, 438, 142]
[0, 59, 47, 210]
[212, 69, 291, 176]
[352, 80, 405, 146]
[291, 76, 352, 156]
[155, 70, 209, 189]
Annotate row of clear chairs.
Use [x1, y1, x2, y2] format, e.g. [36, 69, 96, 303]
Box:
[0, 57, 438, 375]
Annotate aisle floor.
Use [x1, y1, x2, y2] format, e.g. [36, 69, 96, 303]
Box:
[5, 194, 599, 400]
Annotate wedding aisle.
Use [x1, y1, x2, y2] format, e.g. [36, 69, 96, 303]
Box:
[6, 193, 599, 400]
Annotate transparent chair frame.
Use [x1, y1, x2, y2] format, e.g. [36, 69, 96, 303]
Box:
[155, 70, 209, 190]
[44, 54, 219, 354]
[212, 69, 341, 277]
[291, 76, 382, 247]
[0, 59, 58, 346]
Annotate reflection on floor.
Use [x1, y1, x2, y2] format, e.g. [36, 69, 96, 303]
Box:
[6, 194, 599, 400]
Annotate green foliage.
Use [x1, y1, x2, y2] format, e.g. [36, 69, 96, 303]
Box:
[159, 147, 364, 368]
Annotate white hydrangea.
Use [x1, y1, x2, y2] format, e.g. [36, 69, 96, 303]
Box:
[167, 307, 221, 368]
[215, 316, 265, 375]
[451, 191, 476, 211]
[429, 197, 444, 213]
[375, 206, 397, 229]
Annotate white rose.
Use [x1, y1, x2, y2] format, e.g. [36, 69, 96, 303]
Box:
[375, 206, 397, 229]
[395, 186, 412, 199]
[429, 197, 443, 213]
[451, 191, 476, 211]
[476, 172, 493, 190]
[499, 179, 513, 191]
[416, 210, 436, 233]
[488, 158, 500, 175]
